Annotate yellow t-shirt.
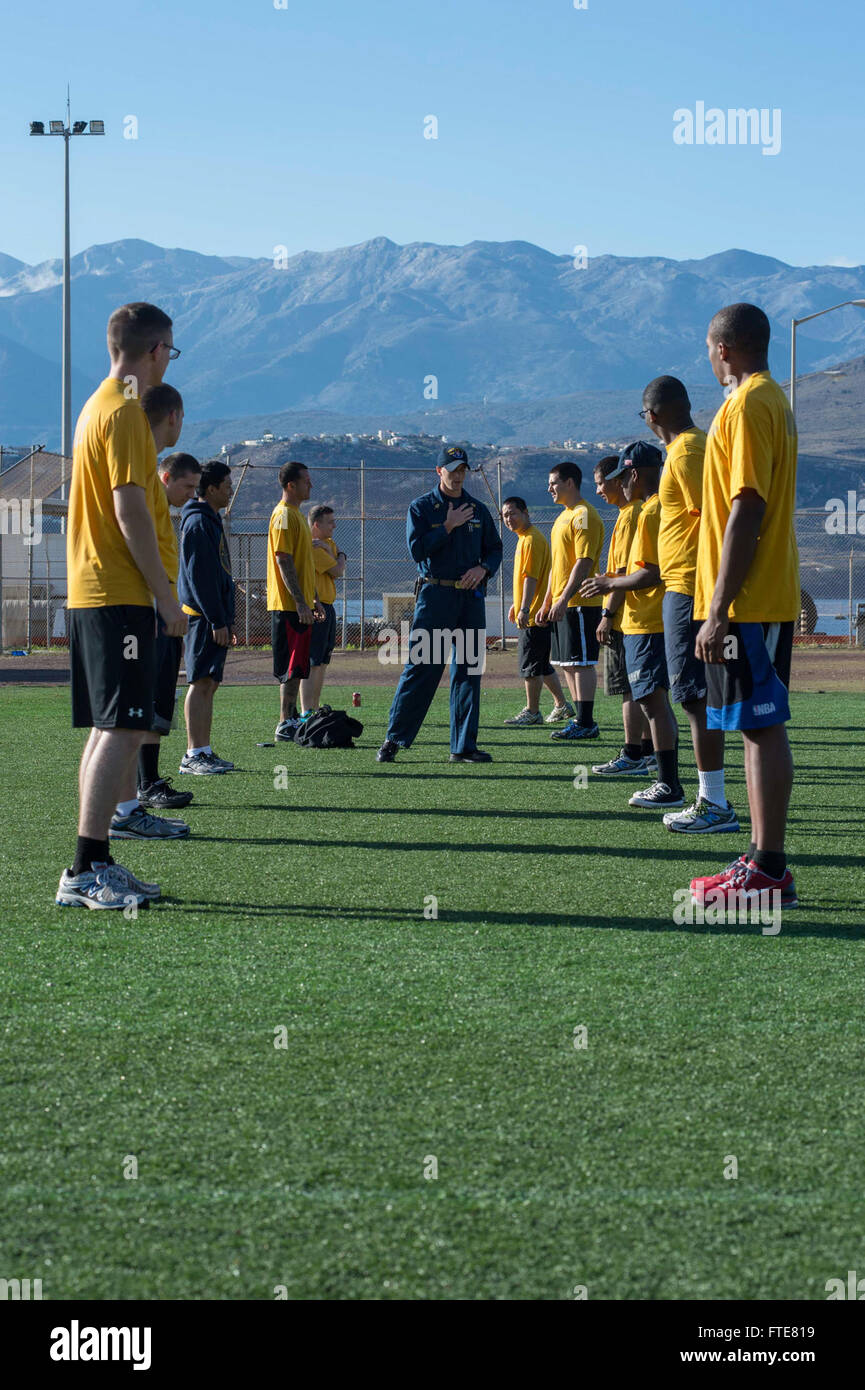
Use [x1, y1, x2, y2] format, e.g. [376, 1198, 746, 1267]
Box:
[694, 373, 800, 622]
[150, 472, 178, 589]
[658, 427, 707, 597]
[267, 501, 315, 612]
[550, 501, 605, 608]
[621, 493, 664, 635]
[606, 499, 642, 632]
[67, 378, 159, 608]
[312, 535, 339, 606]
[512, 525, 551, 625]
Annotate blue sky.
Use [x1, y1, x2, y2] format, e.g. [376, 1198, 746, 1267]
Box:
[2, 0, 863, 268]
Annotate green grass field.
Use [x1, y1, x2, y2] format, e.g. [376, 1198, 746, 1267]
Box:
[1, 682, 863, 1300]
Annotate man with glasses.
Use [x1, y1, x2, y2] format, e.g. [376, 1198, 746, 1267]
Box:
[377, 446, 502, 764]
[57, 302, 186, 909]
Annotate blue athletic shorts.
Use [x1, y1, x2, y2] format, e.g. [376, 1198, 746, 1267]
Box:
[705, 621, 793, 731]
[662, 590, 707, 705]
[623, 630, 668, 700]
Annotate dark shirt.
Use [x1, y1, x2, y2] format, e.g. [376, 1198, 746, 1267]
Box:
[406, 485, 503, 585]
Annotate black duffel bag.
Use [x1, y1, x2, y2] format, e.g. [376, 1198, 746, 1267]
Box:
[292, 705, 363, 748]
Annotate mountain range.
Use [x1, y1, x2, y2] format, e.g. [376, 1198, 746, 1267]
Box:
[1, 237, 863, 455]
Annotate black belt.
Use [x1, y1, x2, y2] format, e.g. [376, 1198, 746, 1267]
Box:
[421, 577, 460, 587]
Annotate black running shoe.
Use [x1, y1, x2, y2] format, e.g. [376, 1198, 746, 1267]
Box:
[138, 777, 194, 810]
[449, 748, 493, 763]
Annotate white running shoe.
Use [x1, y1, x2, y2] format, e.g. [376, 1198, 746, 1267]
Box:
[592, 748, 648, 777]
[179, 751, 230, 775]
[56, 865, 149, 910]
[628, 780, 686, 809]
[504, 707, 544, 726]
[663, 798, 740, 834]
[545, 702, 576, 723]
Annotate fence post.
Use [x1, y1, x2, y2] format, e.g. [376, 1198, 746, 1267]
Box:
[26, 528, 33, 653]
[850, 547, 854, 648]
[496, 458, 505, 650]
[341, 571, 347, 651]
[46, 542, 52, 648]
[359, 457, 366, 651]
[244, 538, 250, 647]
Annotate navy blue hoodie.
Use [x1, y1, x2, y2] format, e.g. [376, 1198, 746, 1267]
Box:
[178, 498, 235, 628]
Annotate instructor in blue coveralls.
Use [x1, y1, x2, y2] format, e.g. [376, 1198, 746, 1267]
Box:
[377, 445, 503, 764]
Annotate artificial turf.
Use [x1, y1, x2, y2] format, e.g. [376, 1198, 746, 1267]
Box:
[1, 682, 863, 1300]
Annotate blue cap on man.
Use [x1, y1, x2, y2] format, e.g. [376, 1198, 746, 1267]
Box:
[438, 445, 469, 471]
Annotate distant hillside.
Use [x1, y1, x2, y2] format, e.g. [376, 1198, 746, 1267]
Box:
[1, 236, 864, 448]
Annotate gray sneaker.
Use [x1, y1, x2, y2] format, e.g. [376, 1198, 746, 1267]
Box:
[56, 865, 148, 910]
[504, 707, 544, 726]
[275, 719, 300, 742]
[109, 807, 190, 839]
[105, 863, 161, 901]
[664, 798, 740, 834]
[544, 702, 576, 723]
[179, 751, 230, 775]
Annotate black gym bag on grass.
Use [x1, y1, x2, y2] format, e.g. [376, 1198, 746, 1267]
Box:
[292, 706, 363, 748]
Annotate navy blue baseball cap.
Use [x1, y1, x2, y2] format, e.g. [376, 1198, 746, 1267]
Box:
[438, 444, 469, 471]
[606, 440, 663, 479]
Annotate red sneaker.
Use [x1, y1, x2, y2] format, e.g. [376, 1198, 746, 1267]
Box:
[705, 860, 799, 911]
[690, 855, 749, 903]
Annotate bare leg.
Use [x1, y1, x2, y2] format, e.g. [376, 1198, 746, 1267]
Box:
[185, 678, 218, 749]
[743, 724, 792, 852]
[79, 727, 101, 804]
[639, 687, 678, 752]
[279, 677, 301, 722]
[299, 664, 327, 713]
[622, 698, 646, 745]
[79, 728, 144, 839]
[523, 674, 543, 713]
[573, 665, 597, 705]
[560, 667, 580, 704]
[682, 696, 724, 771]
[542, 670, 567, 706]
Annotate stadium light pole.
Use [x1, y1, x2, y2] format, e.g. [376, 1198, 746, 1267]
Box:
[29, 104, 105, 466]
[790, 299, 865, 420]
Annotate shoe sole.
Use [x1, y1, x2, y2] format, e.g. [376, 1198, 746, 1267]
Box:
[56, 893, 150, 910]
[591, 767, 649, 776]
[178, 766, 229, 775]
[666, 820, 741, 834]
[550, 732, 600, 741]
[503, 722, 544, 727]
[689, 890, 798, 909]
[109, 828, 190, 840]
[629, 799, 686, 810]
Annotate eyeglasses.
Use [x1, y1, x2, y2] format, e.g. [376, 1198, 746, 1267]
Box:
[154, 342, 181, 360]
[638, 408, 649, 420]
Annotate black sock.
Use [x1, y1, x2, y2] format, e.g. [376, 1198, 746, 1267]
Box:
[747, 841, 757, 861]
[138, 742, 160, 788]
[640, 737, 654, 758]
[578, 699, 595, 728]
[73, 836, 110, 877]
[656, 748, 680, 792]
[624, 743, 641, 761]
[753, 849, 787, 879]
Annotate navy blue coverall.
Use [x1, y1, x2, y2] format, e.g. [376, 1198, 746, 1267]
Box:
[385, 483, 503, 754]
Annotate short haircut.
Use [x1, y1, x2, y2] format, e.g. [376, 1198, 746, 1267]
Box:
[594, 456, 622, 479]
[549, 460, 582, 489]
[107, 302, 173, 359]
[278, 460, 309, 489]
[197, 460, 231, 497]
[141, 382, 184, 427]
[502, 496, 528, 512]
[708, 302, 771, 355]
[160, 451, 201, 481]
[309, 504, 334, 524]
[642, 375, 690, 413]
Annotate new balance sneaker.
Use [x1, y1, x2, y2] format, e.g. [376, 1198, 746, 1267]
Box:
[208, 751, 234, 770]
[550, 719, 600, 741]
[690, 855, 750, 904]
[179, 751, 230, 775]
[642, 753, 658, 772]
[106, 863, 162, 901]
[275, 719, 300, 742]
[504, 707, 544, 726]
[700, 859, 798, 911]
[138, 777, 193, 810]
[110, 807, 190, 839]
[664, 798, 740, 834]
[628, 780, 686, 809]
[592, 748, 649, 777]
[56, 865, 149, 910]
[544, 702, 576, 723]
[376, 739, 399, 763]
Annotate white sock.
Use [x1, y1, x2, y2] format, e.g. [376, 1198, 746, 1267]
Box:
[698, 769, 726, 807]
[115, 798, 140, 819]
[188, 746, 212, 756]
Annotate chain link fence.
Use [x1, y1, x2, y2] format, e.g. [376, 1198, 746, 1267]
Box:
[1, 464, 863, 650]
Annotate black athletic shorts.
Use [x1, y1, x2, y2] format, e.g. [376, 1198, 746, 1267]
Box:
[272, 609, 312, 682]
[518, 624, 553, 679]
[184, 613, 228, 684]
[152, 615, 183, 734]
[69, 604, 156, 731]
[551, 606, 601, 666]
[605, 627, 632, 698]
[309, 602, 337, 667]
